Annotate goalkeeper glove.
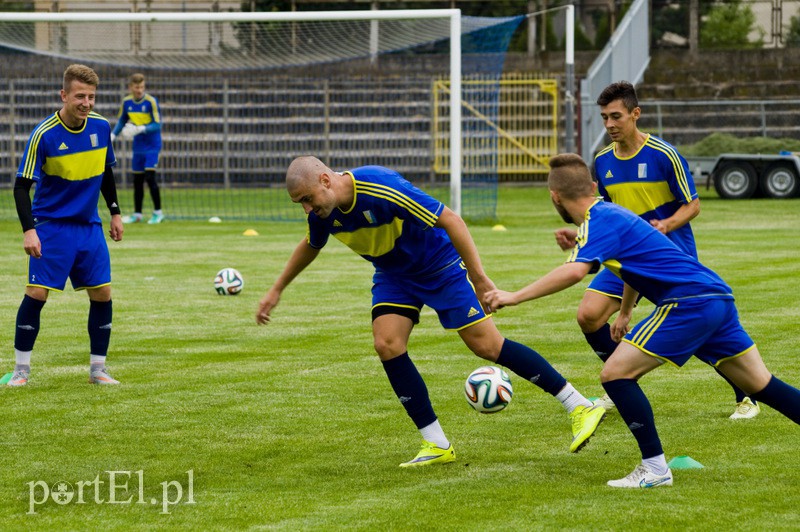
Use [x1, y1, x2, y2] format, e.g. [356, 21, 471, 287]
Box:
[110, 132, 116, 142]
[131, 125, 146, 136]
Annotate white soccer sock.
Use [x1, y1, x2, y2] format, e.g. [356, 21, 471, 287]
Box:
[15, 349, 32, 370]
[555, 382, 592, 413]
[90, 354, 106, 369]
[643, 454, 669, 476]
[419, 420, 449, 449]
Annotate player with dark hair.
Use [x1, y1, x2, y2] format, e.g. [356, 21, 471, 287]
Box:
[486, 153, 800, 488]
[556, 80, 756, 419]
[10, 64, 123, 386]
[256, 156, 606, 467]
[111, 72, 164, 225]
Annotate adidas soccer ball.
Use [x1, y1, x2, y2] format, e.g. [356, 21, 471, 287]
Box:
[464, 366, 513, 413]
[214, 267, 244, 295]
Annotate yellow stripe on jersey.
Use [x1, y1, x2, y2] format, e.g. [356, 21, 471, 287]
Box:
[333, 216, 404, 257]
[126, 112, 152, 126]
[602, 259, 622, 276]
[603, 180, 675, 216]
[594, 142, 614, 159]
[21, 114, 60, 179]
[355, 181, 439, 227]
[631, 303, 676, 346]
[42, 147, 107, 182]
[645, 137, 693, 202]
[145, 94, 161, 123]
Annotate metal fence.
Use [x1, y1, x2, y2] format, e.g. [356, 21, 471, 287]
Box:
[638, 99, 800, 148]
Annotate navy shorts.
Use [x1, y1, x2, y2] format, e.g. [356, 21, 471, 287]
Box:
[586, 267, 624, 300]
[372, 260, 489, 330]
[622, 297, 755, 367]
[28, 220, 111, 291]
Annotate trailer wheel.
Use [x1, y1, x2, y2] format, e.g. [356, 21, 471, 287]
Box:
[714, 161, 758, 199]
[760, 162, 800, 199]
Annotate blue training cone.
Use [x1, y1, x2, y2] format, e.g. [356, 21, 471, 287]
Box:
[0, 372, 13, 385]
[668, 455, 704, 469]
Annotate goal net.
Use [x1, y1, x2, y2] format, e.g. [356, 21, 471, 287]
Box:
[0, 10, 524, 222]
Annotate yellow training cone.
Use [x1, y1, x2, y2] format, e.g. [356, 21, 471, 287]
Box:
[492, 224, 507, 232]
[242, 229, 259, 236]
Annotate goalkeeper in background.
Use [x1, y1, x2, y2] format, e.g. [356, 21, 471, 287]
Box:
[111, 73, 164, 224]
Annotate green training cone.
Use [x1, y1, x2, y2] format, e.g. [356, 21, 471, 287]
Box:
[668, 455, 704, 469]
[0, 372, 13, 385]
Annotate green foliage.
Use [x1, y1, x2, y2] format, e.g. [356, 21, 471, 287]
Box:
[0, 187, 798, 528]
[0, 1, 33, 12]
[787, 11, 800, 47]
[679, 132, 800, 156]
[700, 0, 764, 49]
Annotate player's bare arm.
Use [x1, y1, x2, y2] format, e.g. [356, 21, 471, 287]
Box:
[435, 207, 496, 296]
[651, 198, 700, 234]
[554, 228, 578, 250]
[256, 238, 320, 324]
[610, 282, 638, 342]
[486, 262, 593, 312]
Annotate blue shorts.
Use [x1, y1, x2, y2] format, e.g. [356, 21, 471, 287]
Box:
[622, 297, 755, 367]
[587, 267, 624, 299]
[372, 260, 489, 330]
[28, 220, 111, 291]
[132, 150, 160, 173]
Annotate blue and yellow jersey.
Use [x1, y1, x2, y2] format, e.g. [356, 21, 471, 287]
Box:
[594, 134, 698, 258]
[567, 200, 732, 306]
[306, 166, 460, 277]
[112, 92, 162, 152]
[16, 111, 115, 224]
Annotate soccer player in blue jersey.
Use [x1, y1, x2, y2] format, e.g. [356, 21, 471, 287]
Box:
[256, 156, 606, 467]
[111, 73, 164, 225]
[486, 153, 800, 488]
[10, 64, 123, 387]
[555, 81, 756, 419]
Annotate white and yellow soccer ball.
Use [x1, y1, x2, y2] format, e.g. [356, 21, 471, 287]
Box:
[214, 267, 244, 295]
[464, 366, 513, 413]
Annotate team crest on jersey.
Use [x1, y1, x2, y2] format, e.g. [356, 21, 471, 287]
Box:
[638, 163, 647, 178]
[604, 170, 613, 179]
[362, 210, 376, 224]
[90, 134, 98, 147]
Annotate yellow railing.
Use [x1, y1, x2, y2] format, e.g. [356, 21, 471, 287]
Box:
[433, 76, 558, 177]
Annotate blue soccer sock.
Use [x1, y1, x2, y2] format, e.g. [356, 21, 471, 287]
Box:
[381, 353, 437, 430]
[603, 378, 664, 459]
[583, 323, 618, 363]
[14, 295, 46, 354]
[751, 375, 800, 424]
[714, 366, 752, 404]
[88, 300, 113, 358]
[496, 338, 567, 396]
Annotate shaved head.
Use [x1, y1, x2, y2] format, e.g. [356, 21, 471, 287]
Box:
[286, 156, 331, 192]
[548, 153, 596, 200]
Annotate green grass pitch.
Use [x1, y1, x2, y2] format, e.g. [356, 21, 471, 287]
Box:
[0, 186, 797, 529]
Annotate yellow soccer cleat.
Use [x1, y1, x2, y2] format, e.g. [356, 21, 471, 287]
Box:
[729, 397, 760, 419]
[570, 404, 606, 453]
[399, 440, 456, 468]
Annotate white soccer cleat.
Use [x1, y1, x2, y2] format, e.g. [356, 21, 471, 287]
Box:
[607, 464, 673, 488]
[730, 397, 760, 419]
[89, 367, 120, 385]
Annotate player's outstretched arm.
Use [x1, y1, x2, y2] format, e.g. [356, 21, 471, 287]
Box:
[256, 238, 320, 325]
[485, 262, 592, 312]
